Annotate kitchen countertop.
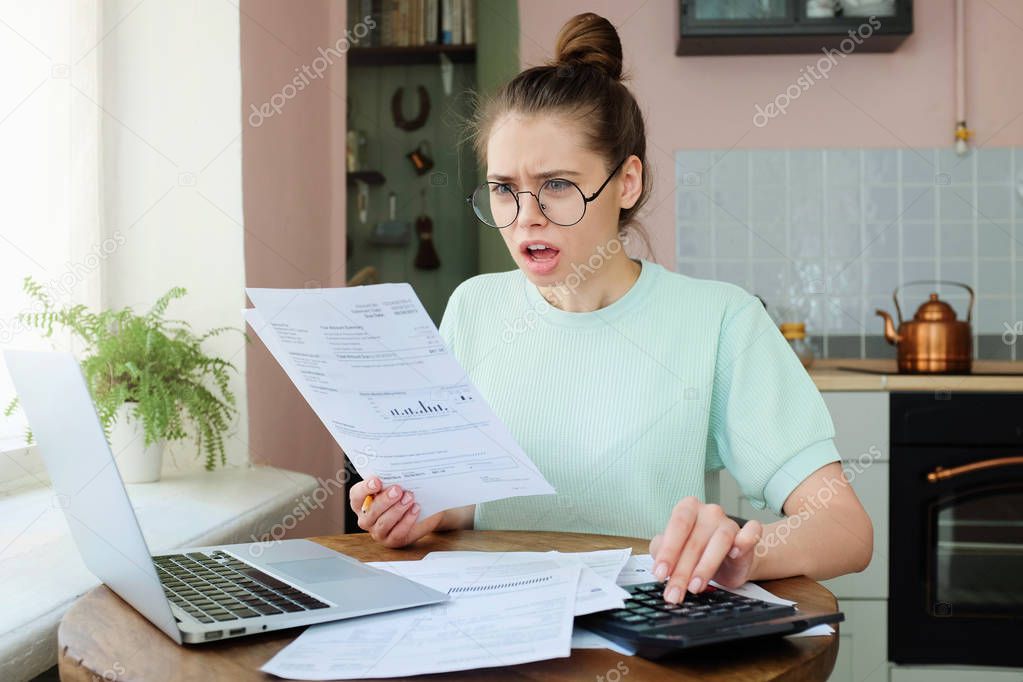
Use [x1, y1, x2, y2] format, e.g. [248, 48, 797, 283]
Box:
[808, 359, 1023, 392]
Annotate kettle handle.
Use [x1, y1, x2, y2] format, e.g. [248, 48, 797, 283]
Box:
[893, 280, 975, 324]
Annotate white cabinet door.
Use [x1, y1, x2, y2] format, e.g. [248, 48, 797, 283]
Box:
[824, 392, 889, 462]
[828, 599, 888, 682]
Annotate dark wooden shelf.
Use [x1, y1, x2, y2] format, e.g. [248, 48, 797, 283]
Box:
[347, 44, 476, 66]
[346, 170, 386, 187]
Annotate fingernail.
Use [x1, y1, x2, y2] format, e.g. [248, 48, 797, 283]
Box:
[688, 577, 702, 593]
[369, 479, 379, 491]
[665, 586, 681, 603]
[411, 503, 420, 514]
[401, 491, 413, 505]
[653, 562, 668, 581]
[388, 486, 400, 499]
[729, 546, 740, 559]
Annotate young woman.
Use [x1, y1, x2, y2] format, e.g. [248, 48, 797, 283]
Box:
[350, 12, 872, 605]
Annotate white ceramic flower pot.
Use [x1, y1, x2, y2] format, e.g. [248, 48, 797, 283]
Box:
[108, 402, 164, 483]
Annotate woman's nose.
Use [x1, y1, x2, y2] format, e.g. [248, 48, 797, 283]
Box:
[516, 191, 548, 228]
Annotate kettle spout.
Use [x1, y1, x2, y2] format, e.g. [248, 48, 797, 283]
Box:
[875, 309, 900, 345]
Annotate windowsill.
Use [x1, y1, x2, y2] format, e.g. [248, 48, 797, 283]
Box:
[0, 465, 319, 681]
[0, 440, 47, 495]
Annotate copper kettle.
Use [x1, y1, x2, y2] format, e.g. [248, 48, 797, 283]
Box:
[875, 281, 974, 374]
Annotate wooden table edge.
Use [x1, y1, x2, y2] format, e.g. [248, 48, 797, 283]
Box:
[57, 530, 840, 682]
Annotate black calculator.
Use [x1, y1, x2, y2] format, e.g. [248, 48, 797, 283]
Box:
[577, 582, 844, 659]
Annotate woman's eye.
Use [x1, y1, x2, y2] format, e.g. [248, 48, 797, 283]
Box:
[491, 184, 512, 195]
[545, 179, 571, 193]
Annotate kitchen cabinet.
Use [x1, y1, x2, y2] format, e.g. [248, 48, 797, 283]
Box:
[829, 599, 888, 682]
[677, 0, 913, 55]
[890, 666, 1023, 682]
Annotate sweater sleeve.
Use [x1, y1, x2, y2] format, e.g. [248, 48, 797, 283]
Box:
[708, 295, 841, 516]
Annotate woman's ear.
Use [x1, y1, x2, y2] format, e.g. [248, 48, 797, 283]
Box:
[618, 154, 643, 210]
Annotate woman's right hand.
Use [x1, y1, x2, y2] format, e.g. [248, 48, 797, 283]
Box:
[349, 476, 444, 548]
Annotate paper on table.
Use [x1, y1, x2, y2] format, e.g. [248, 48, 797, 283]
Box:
[243, 284, 555, 518]
[261, 557, 581, 680]
[420, 549, 631, 615]
[571, 627, 637, 656]
[616, 554, 834, 638]
[708, 577, 796, 606]
[615, 553, 655, 586]
[423, 549, 631, 582]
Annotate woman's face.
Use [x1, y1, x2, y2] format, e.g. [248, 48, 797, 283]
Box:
[484, 112, 639, 287]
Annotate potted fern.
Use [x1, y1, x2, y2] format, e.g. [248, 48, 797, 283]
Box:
[5, 277, 243, 481]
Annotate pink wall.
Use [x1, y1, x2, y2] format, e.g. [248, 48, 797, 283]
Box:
[241, 0, 348, 537]
[517, 0, 1023, 265]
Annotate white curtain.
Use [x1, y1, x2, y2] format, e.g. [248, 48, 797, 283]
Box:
[0, 1, 102, 448]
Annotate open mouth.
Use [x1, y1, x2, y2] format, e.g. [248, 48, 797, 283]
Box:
[522, 242, 560, 263]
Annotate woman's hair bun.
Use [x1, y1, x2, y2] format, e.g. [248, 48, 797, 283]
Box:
[552, 13, 624, 81]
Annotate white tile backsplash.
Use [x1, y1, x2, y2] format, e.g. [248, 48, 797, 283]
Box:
[900, 149, 936, 185]
[977, 148, 1012, 184]
[937, 147, 975, 185]
[675, 146, 1023, 356]
[864, 149, 898, 185]
[977, 185, 1013, 220]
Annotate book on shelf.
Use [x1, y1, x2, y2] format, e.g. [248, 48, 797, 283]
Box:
[351, 0, 475, 48]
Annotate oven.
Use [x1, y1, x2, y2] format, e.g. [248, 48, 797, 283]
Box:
[889, 392, 1023, 667]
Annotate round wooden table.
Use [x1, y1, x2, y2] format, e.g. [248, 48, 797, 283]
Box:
[58, 530, 839, 681]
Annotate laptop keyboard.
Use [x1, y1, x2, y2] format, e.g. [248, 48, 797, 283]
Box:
[598, 582, 795, 630]
[153, 550, 329, 624]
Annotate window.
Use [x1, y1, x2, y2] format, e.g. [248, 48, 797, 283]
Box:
[0, 3, 101, 457]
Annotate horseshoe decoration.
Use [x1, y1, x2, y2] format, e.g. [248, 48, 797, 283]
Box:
[391, 85, 431, 131]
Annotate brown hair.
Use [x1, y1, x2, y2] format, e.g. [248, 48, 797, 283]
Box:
[467, 13, 651, 253]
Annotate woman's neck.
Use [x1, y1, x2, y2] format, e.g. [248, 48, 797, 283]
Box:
[538, 253, 642, 312]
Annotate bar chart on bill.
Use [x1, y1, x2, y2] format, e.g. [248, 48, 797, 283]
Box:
[367, 386, 476, 421]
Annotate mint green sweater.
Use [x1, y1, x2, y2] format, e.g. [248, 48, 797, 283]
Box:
[438, 259, 840, 539]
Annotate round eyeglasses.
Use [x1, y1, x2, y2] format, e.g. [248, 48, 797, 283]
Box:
[466, 158, 626, 228]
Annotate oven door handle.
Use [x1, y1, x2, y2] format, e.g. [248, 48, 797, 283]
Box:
[927, 456, 1023, 482]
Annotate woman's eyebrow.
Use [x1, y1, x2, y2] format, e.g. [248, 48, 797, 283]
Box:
[487, 169, 582, 182]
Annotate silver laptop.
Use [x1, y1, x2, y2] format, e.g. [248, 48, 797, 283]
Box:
[5, 350, 448, 644]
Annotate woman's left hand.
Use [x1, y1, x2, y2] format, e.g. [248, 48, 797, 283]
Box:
[649, 497, 763, 603]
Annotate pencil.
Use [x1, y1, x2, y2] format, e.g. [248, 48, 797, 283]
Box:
[361, 494, 374, 513]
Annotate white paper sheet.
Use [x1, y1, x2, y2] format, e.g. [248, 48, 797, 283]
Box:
[420, 549, 632, 615]
[243, 284, 555, 518]
[615, 553, 656, 586]
[571, 627, 638, 655]
[261, 557, 580, 680]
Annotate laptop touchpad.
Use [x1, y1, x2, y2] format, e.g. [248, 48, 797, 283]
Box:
[267, 557, 373, 583]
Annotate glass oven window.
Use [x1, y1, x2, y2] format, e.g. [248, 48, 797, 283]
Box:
[934, 486, 1023, 617]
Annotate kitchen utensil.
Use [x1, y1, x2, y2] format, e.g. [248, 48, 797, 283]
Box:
[370, 192, 410, 246]
[355, 179, 370, 224]
[875, 280, 974, 374]
[346, 130, 366, 172]
[413, 189, 440, 270]
[406, 140, 434, 176]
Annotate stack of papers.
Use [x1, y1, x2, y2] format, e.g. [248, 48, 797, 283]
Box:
[261, 549, 626, 679]
[261, 550, 833, 679]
